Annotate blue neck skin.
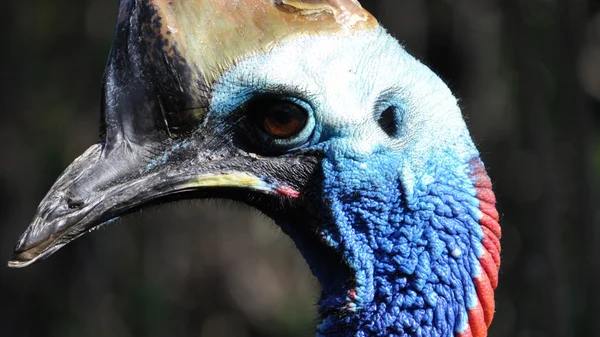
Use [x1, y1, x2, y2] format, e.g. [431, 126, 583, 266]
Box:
[280, 145, 485, 337]
[204, 24, 494, 337]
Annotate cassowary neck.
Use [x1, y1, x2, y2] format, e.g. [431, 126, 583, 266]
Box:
[284, 152, 500, 337]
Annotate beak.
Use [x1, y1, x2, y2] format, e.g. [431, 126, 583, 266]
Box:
[7, 0, 321, 268]
[9, 137, 318, 268]
[8, 0, 374, 267]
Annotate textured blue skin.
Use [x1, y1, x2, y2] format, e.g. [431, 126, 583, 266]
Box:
[306, 146, 484, 337]
[209, 27, 487, 337]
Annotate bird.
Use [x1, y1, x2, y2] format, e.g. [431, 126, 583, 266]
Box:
[8, 0, 501, 336]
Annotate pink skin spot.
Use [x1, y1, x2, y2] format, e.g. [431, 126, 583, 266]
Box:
[348, 289, 357, 300]
[276, 186, 300, 199]
[345, 289, 358, 310]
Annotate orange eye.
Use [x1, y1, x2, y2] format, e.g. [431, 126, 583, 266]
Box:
[258, 101, 308, 139]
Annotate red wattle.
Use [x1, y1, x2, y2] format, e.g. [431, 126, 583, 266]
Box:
[462, 157, 502, 337]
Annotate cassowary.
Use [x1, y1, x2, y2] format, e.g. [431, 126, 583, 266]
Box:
[9, 1, 501, 336]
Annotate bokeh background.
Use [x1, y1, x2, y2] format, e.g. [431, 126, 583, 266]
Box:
[1, 1, 599, 336]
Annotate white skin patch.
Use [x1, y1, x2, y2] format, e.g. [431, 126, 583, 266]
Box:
[210, 27, 479, 166]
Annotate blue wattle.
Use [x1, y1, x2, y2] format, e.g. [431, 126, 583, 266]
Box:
[301, 145, 485, 337]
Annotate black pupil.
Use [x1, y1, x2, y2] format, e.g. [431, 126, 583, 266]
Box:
[267, 103, 302, 125]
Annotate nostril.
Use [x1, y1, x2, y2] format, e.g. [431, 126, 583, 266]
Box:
[66, 197, 84, 210]
[45, 195, 88, 221]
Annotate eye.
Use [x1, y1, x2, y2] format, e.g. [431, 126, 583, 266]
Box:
[243, 95, 315, 152]
[250, 98, 308, 139]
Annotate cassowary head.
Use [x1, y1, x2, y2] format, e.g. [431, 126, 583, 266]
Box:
[9, 1, 501, 336]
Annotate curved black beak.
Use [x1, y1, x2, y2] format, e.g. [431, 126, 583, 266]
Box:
[8, 0, 321, 268]
[9, 137, 318, 268]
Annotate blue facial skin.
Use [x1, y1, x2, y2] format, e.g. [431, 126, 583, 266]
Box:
[309, 145, 484, 337]
[210, 27, 489, 337]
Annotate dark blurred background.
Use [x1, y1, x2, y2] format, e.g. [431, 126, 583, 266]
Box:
[1, 1, 598, 336]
